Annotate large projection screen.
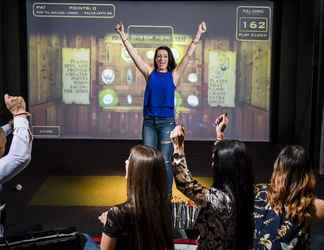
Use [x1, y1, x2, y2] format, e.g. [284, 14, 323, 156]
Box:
[26, 1, 273, 140]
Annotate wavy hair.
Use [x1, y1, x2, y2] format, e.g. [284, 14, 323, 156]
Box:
[211, 140, 254, 250]
[268, 145, 316, 226]
[127, 144, 174, 250]
[153, 46, 177, 72]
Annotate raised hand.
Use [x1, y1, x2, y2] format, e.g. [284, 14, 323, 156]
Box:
[198, 21, 207, 34]
[192, 21, 207, 43]
[214, 113, 229, 140]
[115, 22, 125, 37]
[4, 94, 28, 116]
[170, 125, 185, 153]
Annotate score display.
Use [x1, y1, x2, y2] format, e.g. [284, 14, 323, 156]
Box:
[236, 6, 271, 41]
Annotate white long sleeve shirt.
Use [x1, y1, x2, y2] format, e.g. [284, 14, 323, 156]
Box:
[0, 116, 32, 187]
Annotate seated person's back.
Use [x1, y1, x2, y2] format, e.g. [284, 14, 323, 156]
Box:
[253, 146, 324, 250]
[100, 145, 174, 250]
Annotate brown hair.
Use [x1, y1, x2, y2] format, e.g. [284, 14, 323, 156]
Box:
[127, 144, 174, 250]
[268, 145, 316, 226]
[0, 128, 7, 157]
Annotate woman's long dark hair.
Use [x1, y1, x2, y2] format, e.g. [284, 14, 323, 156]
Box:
[211, 140, 254, 250]
[153, 46, 177, 72]
[127, 145, 174, 250]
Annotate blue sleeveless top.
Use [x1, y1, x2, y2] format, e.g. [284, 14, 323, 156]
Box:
[143, 70, 175, 117]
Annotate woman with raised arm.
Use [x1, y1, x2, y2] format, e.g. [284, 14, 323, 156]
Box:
[99, 145, 174, 250]
[254, 146, 324, 250]
[115, 21, 207, 196]
[170, 114, 255, 250]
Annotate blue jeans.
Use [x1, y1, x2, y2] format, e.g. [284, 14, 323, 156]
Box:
[142, 116, 175, 196]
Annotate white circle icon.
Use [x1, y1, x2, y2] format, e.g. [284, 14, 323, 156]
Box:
[146, 50, 155, 60]
[101, 69, 115, 84]
[187, 95, 199, 107]
[188, 73, 198, 83]
[103, 94, 113, 105]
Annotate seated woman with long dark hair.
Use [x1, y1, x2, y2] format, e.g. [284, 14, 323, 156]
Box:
[99, 145, 174, 250]
[170, 114, 255, 250]
[254, 146, 324, 250]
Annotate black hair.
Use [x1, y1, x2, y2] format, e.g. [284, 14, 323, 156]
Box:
[153, 46, 177, 72]
[211, 140, 254, 250]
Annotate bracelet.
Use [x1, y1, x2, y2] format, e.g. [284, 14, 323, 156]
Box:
[173, 153, 185, 159]
[14, 112, 31, 117]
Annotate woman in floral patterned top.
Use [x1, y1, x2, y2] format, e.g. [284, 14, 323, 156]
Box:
[170, 114, 255, 250]
[253, 146, 324, 250]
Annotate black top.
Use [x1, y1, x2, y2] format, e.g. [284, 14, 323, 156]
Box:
[103, 202, 139, 250]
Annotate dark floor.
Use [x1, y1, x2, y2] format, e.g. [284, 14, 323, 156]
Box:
[2, 139, 324, 239]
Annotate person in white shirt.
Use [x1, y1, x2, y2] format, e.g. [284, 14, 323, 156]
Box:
[0, 94, 32, 185]
[0, 94, 33, 238]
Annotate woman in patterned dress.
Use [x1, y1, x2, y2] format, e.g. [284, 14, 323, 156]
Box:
[170, 114, 255, 250]
[254, 145, 324, 250]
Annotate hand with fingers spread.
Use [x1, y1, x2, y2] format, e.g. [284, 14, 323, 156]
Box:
[214, 113, 229, 141]
[170, 125, 185, 154]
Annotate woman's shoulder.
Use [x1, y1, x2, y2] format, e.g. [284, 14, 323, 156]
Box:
[107, 203, 131, 218]
[104, 203, 134, 237]
[106, 203, 133, 227]
[146, 69, 155, 81]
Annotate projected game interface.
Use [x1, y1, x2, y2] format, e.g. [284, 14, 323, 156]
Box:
[27, 1, 273, 140]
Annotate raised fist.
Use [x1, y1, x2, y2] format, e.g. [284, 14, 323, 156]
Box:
[115, 22, 125, 35]
[4, 94, 27, 116]
[198, 21, 207, 34]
